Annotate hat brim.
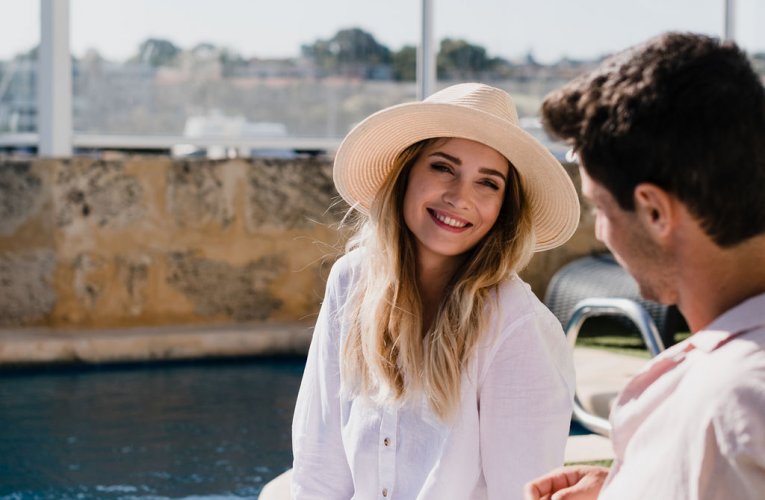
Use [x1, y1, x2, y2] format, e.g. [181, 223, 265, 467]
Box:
[333, 101, 580, 252]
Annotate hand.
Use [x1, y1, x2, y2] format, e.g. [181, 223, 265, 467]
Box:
[524, 465, 610, 500]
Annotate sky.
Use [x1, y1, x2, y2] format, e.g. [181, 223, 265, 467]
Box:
[2, 0, 765, 64]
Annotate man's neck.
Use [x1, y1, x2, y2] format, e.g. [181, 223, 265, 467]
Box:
[675, 233, 765, 332]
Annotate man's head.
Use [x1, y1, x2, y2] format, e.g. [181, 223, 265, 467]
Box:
[542, 32, 765, 249]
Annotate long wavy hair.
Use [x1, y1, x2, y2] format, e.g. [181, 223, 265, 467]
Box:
[340, 138, 534, 421]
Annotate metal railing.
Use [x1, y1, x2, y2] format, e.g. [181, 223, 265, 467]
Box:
[0, 133, 341, 155]
[565, 297, 665, 436]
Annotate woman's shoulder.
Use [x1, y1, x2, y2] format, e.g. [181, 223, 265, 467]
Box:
[477, 275, 573, 386]
[493, 274, 555, 322]
[483, 274, 567, 350]
[328, 248, 365, 281]
[324, 248, 366, 299]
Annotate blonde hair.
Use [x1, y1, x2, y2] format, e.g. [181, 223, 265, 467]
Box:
[340, 138, 535, 421]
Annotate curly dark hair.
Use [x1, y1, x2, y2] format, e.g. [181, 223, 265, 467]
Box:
[542, 32, 765, 247]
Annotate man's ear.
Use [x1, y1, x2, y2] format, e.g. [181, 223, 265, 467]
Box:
[633, 183, 674, 242]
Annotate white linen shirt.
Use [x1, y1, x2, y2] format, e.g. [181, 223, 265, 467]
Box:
[291, 251, 575, 500]
[600, 292, 765, 499]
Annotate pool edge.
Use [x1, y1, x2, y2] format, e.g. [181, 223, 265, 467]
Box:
[0, 322, 314, 368]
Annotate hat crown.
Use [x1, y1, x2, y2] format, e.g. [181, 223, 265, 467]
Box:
[425, 83, 519, 126]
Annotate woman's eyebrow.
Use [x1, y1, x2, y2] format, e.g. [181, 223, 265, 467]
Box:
[429, 151, 461, 165]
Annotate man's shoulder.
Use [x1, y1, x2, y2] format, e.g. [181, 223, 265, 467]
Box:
[701, 326, 765, 372]
[699, 334, 765, 457]
[683, 327, 765, 416]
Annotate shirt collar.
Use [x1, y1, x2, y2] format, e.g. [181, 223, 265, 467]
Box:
[687, 291, 765, 353]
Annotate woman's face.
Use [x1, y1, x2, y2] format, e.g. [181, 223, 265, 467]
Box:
[403, 138, 508, 270]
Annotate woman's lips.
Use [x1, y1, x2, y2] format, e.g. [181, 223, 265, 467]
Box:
[427, 208, 472, 232]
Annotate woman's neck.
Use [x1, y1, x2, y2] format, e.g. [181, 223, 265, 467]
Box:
[416, 253, 463, 332]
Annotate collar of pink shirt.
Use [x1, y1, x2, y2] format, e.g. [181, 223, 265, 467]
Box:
[683, 291, 765, 353]
[620, 291, 765, 395]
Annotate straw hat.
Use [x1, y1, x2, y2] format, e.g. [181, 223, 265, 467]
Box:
[333, 83, 580, 252]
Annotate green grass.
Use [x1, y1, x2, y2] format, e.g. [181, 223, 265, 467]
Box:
[576, 334, 651, 358]
[574, 317, 651, 358]
[564, 459, 613, 467]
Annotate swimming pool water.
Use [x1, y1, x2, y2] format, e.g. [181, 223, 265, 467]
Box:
[0, 357, 592, 499]
[0, 357, 306, 499]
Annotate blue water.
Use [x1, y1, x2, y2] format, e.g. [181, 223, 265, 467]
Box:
[0, 357, 592, 499]
[568, 420, 592, 436]
[0, 357, 306, 499]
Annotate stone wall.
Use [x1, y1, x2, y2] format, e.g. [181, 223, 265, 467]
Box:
[0, 155, 604, 329]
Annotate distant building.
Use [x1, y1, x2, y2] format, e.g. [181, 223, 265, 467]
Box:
[0, 58, 37, 133]
[172, 112, 289, 159]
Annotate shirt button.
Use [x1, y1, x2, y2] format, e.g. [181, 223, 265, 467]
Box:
[382, 488, 388, 497]
[383, 437, 391, 446]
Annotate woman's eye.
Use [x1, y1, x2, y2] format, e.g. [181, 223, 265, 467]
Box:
[480, 179, 500, 191]
[431, 162, 452, 173]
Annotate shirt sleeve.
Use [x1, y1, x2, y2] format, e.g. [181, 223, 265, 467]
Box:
[291, 260, 354, 499]
[478, 309, 576, 500]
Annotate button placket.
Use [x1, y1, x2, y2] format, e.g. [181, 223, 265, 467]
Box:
[378, 406, 397, 499]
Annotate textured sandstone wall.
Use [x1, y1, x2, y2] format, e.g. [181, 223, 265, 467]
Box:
[0, 156, 603, 329]
[0, 156, 345, 328]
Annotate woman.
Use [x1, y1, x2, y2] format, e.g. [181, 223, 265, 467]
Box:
[291, 83, 580, 499]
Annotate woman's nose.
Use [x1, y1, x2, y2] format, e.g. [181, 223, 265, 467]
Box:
[442, 180, 469, 209]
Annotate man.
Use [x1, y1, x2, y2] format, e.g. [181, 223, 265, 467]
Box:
[525, 32, 765, 499]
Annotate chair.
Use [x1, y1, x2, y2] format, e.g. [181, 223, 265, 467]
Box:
[544, 252, 686, 348]
[544, 253, 686, 436]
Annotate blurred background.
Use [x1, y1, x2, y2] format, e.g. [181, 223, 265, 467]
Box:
[2, 0, 764, 157]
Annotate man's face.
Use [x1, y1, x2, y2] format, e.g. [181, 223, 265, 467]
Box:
[579, 166, 675, 304]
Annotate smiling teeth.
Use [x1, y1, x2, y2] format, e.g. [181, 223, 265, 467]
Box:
[435, 212, 468, 228]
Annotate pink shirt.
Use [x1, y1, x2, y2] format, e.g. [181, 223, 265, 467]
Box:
[600, 292, 765, 500]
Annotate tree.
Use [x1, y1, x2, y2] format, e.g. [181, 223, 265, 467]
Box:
[301, 28, 392, 77]
[392, 45, 417, 81]
[191, 42, 218, 59]
[437, 38, 491, 79]
[488, 56, 514, 79]
[219, 47, 247, 77]
[133, 38, 180, 67]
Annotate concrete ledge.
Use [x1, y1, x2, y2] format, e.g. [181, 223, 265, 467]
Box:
[0, 322, 314, 367]
[564, 434, 614, 463]
[573, 346, 648, 419]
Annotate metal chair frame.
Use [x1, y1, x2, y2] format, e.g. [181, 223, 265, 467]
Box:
[565, 297, 666, 436]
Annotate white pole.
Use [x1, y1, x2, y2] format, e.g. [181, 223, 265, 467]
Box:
[417, 0, 436, 100]
[723, 0, 735, 41]
[38, 0, 72, 156]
